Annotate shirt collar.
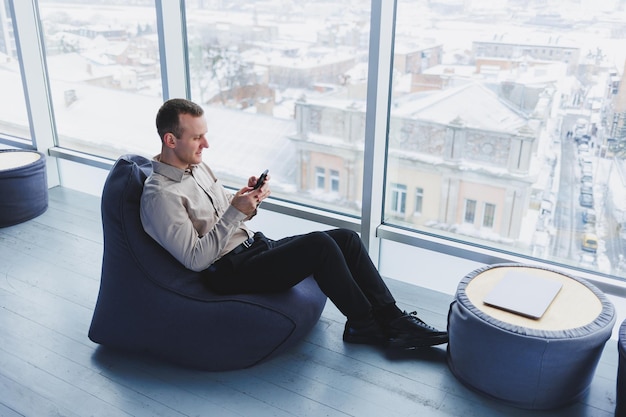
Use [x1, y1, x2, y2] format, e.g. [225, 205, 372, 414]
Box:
[151, 156, 197, 183]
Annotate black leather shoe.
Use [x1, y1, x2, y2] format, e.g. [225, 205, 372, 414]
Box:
[343, 319, 388, 345]
[385, 311, 449, 349]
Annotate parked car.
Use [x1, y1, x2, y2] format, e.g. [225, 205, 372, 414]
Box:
[582, 209, 596, 224]
[579, 193, 594, 208]
[581, 185, 593, 196]
[581, 174, 593, 184]
[581, 232, 598, 252]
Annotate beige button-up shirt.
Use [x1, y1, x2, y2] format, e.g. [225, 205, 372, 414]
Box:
[140, 157, 252, 272]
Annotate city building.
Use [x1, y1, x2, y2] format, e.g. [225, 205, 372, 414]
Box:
[291, 81, 550, 246]
[472, 34, 580, 74]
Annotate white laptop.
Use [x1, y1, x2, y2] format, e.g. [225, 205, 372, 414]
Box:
[483, 270, 563, 319]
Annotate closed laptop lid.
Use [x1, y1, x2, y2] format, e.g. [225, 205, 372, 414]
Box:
[483, 269, 563, 319]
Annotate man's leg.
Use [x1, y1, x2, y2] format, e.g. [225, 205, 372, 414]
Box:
[322, 228, 401, 319]
[206, 231, 377, 322]
[204, 229, 448, 348]
[322, 228, 448, 349]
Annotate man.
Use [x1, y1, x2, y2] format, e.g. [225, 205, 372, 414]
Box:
[140, 98, 448, 350]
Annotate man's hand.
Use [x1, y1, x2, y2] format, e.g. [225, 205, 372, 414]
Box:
[247, 171, 270, 190]
[231, 175, 271, 216]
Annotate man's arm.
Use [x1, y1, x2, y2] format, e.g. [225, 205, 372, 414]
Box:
[140, 190, 247, 272]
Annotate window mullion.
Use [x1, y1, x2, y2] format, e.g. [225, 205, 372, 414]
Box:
[10, 0, 60, 186]
[156, 0, 189, 99]
[361, 0, 397, 266]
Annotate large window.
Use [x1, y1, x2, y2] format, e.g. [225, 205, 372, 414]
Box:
[185, 1, 371, 216]
[0, 0, 30, 144]
[38, 0, 162, 159]
[2, 1, 626, 284]
[384, 0, 626, 279]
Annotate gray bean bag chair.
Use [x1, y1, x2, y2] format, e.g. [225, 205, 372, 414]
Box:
[88, 154, 326, 371]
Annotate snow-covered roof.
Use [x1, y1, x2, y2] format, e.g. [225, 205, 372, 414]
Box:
[392, 82, 528, 133]
[203, 107, 296, 187]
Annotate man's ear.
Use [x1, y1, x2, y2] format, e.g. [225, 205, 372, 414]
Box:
[163, 133, 177, 149]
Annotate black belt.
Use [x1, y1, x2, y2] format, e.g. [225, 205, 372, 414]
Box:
[228, 236, 255, 256]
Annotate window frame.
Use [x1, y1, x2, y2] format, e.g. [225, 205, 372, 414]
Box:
[5, 0, 623, 297]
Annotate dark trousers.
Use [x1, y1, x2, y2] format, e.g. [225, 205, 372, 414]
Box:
[203, 228, 396, 321]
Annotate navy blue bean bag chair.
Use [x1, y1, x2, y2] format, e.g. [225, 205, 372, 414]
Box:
[617, 319, 626, 416]
[88, 154, 326, 371]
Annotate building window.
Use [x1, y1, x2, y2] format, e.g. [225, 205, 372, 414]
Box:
[414, 187, 424, 214]
[464, 199, 477, 224]
[330, 169, 340, 193]
[391, 183, 407, 214]
[483, 203, 496, 228]
[315, 167, 325, 190]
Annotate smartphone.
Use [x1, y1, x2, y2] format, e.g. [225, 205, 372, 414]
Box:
[253, 169, 269, 190]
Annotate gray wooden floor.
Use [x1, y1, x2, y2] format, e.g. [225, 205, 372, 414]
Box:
[0, 186, 619, 417]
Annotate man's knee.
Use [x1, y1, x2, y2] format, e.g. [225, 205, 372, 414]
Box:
[327, 228, 361, 246]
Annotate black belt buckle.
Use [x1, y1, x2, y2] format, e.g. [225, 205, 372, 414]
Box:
[242, 237, 254, 249]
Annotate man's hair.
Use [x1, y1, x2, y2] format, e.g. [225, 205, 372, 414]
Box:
[156, 98, 204, 141]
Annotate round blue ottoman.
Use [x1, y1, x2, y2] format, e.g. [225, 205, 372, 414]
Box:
[617, 319, 626, 417]
[447, 264, 615, 410]
[0, 149, 48, 227]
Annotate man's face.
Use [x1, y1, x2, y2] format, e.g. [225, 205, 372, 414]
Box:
[169, 113, 208, 168]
